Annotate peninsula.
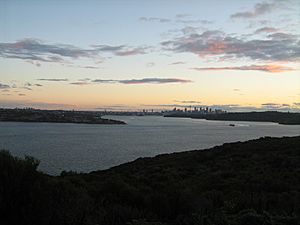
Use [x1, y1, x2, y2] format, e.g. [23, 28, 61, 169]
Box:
[1, 136, 299, 224]
[0, 108, 126, 125]
[165, 110, 300, 125]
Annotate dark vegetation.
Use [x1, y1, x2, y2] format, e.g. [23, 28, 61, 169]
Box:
[165, 111, 300, 125]
[0, 108, 126, 124]
[1, 136, 300, 225]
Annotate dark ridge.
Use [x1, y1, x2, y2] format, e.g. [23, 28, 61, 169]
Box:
[0, 108, 126, 125]
[1, 136, 300, 225]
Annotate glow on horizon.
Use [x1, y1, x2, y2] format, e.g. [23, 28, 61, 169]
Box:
[0, 0, 299, 112]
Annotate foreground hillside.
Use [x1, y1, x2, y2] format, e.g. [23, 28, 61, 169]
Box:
[1, 136, 300, 225]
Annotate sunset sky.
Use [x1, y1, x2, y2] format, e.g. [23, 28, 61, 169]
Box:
[0, 0, 299, 111]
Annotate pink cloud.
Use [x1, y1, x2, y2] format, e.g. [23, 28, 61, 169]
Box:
[255, 27, 279, 33]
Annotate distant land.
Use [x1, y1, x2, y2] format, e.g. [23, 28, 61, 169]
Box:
[0, 108, 126, 125]
[165, 111, 300, 125]
[2, 108, 300, 125]
[1, 136, 299, 224]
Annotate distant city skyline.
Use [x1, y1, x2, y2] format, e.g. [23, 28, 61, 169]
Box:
[0, 0, 299, 111]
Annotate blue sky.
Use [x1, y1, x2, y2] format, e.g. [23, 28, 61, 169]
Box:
[0, 0, 299, 111]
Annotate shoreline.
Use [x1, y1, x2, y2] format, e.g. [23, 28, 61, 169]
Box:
[90, 134, 300, 174]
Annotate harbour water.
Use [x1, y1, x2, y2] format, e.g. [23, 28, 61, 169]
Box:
[0, 116, 299, 175]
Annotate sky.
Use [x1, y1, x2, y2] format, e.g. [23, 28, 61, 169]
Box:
[0, 0, 299, 111]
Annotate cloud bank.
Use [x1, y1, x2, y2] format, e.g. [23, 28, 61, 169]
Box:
[71, 78, 192, 85]
[37, 78, 69, 82]
[0, 39, 148, 66]
[170, 61, 186, 65]
[174, 100, 201, 104]
[0, 39, 99, 64]
[231, 2, 277, 19]
[162, 30, 300, 62]
[139, 17, 171, 23]
[91, 44, 148, 56]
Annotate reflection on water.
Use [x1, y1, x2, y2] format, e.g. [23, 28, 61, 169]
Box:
[0, 116, 299, 175]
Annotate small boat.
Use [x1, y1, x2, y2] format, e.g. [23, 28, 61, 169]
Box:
[229, 124, 235, 127]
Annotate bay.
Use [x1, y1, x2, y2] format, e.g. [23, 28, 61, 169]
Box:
[0, 116, 299, 175]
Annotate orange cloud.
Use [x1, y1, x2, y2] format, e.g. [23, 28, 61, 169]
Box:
[192, 64, 295, 73]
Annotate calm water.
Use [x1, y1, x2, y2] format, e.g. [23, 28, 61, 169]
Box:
[0, 116, 299, 175]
